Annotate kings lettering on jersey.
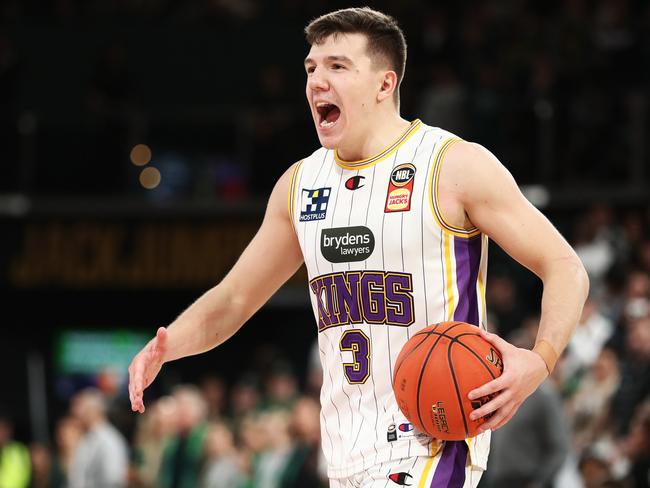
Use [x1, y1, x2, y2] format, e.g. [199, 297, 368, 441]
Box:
[310, 271, 415, 332]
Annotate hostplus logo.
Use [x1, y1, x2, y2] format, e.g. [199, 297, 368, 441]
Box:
[300, 187, 331, 222]
[321, 226, 374, 263]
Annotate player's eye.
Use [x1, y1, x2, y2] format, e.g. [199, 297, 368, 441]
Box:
[332, 64, 345, 70]
[306, 66, 315, 74]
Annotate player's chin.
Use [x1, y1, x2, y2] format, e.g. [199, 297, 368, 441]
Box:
[317, 135, 339, 150]
[314, 123, 344, 149]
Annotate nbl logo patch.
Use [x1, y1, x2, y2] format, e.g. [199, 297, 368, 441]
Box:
[385, 163, 416, 213]
[300, 187, 331, 222]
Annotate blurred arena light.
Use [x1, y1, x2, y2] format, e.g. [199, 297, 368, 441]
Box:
[139, 166, 162, 189]
[0, 194, 30, 216]
[17, 112, 38, 135]
[130, 144, 152, 166]
[625, 297, 649, 320]
[521, 185, 550, 208]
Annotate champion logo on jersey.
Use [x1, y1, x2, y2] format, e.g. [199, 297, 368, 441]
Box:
[345, 175, 365, 190]
[388, 472, 413, 486]
[300, 187, 331, 221]
[385, 163, 416, 213]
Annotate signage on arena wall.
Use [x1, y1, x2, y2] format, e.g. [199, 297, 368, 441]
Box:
[3, 219, 307, 289]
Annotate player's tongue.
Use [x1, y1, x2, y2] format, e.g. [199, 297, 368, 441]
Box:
[319, 104, 341, 128]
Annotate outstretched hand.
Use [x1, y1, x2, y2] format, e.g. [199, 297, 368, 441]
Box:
[128, 326, 168, 413]
[468, 329, 548, 433]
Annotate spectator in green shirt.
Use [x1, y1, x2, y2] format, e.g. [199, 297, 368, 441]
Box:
[0, 408, 30, 488]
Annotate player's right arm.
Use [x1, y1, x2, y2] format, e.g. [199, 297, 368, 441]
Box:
[128, 163, 304, 412]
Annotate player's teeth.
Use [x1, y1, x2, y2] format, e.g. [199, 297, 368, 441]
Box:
[320, 120, 335, 128]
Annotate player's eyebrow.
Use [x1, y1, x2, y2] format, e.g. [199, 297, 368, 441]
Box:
[304, 55, 355, 67]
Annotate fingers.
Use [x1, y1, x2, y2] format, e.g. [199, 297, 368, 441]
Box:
[468, 373, 509, 400]
[491, 408, 516, 431]
[478, 402, 518, 433]
[470, 390, 510, 421]
[128, 357, 146, 413]
[128, 328, 166, 414]
[479, 328, 510, 352]
[129, 327, 167, 414]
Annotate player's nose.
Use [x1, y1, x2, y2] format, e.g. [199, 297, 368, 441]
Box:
[307, 70, 329, 92]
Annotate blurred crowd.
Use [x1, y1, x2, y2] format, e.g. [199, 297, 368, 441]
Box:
[2, 203, 650, 487]
[483, 204, 650, 488]
[0, 0, 649, 197]
[0, 352, 329, 488]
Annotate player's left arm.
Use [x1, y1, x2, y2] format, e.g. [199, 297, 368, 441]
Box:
[446, 141, 589, 432]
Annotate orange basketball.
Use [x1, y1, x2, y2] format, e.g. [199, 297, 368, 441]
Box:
[392, 321, 503, 441]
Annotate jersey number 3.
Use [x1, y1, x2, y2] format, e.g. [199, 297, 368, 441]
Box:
[340, 329, 371, 384]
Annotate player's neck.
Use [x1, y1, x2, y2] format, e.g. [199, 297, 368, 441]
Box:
[336, 112, 411, 162]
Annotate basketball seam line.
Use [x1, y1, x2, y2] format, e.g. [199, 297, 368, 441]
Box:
[447, 341, 470, 438]
[413, 322, 465, 436]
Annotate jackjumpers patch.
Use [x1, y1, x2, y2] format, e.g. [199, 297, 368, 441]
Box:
[385, 163, 415, 213]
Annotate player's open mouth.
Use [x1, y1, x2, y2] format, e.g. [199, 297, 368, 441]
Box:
[316, 102, 341, 129]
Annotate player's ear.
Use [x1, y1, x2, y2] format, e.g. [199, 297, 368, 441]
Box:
[377, 70, 398, 103]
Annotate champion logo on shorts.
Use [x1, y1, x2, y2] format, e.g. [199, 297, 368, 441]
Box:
[398, 423, 414, 432]
[388, 472, 413, 485]
[300, 187, 331, 221]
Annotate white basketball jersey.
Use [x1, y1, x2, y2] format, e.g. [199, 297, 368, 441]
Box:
[289, 120, 491, 478]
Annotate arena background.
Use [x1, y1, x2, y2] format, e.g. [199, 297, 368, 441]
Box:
[1, 1, 649, 487]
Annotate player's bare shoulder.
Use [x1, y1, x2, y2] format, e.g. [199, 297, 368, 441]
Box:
[435, 140, 490, 231]
[437, 141, 516, 228]
[442, 141, 510, 192]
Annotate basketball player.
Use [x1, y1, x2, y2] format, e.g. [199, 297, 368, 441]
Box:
[128, 8, 589, 487]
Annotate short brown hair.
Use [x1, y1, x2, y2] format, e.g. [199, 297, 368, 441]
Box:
[305, 7, 407, 101]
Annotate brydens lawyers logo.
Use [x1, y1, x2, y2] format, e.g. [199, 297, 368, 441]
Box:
[345, 175, 365, 190]
[385, 163, 416, 213]
[321, 226, 374, 263]
[300, 187, 331, 222]
[388, 472, 413, 486]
